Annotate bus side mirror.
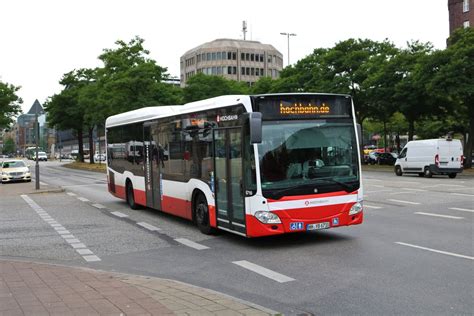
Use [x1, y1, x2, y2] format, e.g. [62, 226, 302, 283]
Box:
[248, 112, 262, 144]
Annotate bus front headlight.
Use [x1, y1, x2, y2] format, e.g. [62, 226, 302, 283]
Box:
[349, 202, 363, 215]
[254, 211, 281, 224]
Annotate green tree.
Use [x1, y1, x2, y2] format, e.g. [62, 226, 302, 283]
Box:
[0, 80, 22, 128]
[3, 137, 15, 154]
[183, 73, 249, 103]
[432, 28, 474, 168]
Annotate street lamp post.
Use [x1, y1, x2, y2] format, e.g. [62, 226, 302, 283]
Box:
[35, 105, 40, 190]
[280, 32, 296, 66]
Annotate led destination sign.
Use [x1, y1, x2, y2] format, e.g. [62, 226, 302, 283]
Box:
[254, 95, 352, 120]
[280, 102, 330, 115]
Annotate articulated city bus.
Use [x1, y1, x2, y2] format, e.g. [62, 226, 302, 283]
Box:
[105, 94, 363, 237]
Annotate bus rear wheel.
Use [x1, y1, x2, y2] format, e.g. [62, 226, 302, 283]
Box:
[195, 194, 216, 235]
[126, 181, 139, 210]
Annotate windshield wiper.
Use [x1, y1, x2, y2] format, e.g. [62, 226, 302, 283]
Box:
[263, 178, 357, 200]
[313, 178, 355, 193]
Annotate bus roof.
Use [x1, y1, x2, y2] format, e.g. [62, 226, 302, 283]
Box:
[105, 95, 251, 128]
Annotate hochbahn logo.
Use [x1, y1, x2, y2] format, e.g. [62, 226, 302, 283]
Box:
[280, 102, 330, 115]
[217, 114, 238, 122]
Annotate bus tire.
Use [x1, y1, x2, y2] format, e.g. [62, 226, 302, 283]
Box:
[126, 181, 139, 210]
[195, 193, 216, 235]
[448, 173, 457, 179]
[395, 166, 403, 176]
[424, 167, 433, 178]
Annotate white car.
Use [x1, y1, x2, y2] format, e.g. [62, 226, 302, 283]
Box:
[1, 160, 32, 183]
[94, 153, 106, 162]
[33, 151, 48, 161]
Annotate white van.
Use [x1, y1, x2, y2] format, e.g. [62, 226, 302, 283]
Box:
[395, 138, 464, 178]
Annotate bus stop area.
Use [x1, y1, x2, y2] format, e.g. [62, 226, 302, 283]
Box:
[0, 183, 276, 316]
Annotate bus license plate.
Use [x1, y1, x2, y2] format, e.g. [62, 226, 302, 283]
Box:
[307, 222, 330, 231]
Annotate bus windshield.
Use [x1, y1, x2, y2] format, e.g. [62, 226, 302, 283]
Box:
[257, 120, 359, 199]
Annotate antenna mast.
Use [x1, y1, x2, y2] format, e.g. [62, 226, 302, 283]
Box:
[242, 21, 247, 40]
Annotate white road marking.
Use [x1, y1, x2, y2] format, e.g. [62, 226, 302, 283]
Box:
[40, 182, 48, 186]
[65, 238, 81, 244]
[137, 222, 161, 231]
[76, 249, 93, 255]
[92, 203, 106, 209]
[370, 184, 385, 188]
[82, 255, 101, 262]
[364, 205, 382, 209]
[388, 199, 421, 205]
[451, 193, 474, 197]
[414, 212, 463, 219]
[110, 211, 128, 218]
[364, 190, 392, 194]
[449, 207, 474, 213]
[403, 188, 427, 192]
[70, 243, 87, 249]
[77, 197, 90, 202]
[443, 184, 465, 187]
[395, 242, 474, 261]
[66, 192, 77, 196]
[20, 194, 101, 263]
[175, 238, 209, 250]
[233, 260, 295, 283]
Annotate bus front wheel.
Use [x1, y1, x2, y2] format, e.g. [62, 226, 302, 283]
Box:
[195, 194, 216, 235]
[126, 181, 139, 210]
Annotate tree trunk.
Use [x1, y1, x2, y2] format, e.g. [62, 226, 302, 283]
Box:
[408, 120, 415, 141]
[77, 128, 84, 163]
[88, 127, 95, 164]
[464, 115, 474, 169]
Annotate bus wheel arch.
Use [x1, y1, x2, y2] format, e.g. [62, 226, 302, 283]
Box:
[192, 190, 216, 235]
[126, 179, 139, 210]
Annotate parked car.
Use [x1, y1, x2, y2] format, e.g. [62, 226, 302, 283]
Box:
[94, 153, 106, 162]
[1, 159, 31, 183]
[377, 152, 398, 165]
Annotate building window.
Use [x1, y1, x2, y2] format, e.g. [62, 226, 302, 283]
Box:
[216, 52, 221, 60]
[250, 53, 254, 61]
[241, 67, 245, 75]
[246, 67, 250, 75]
[232, 52, 237, 60]
[212, 52, 216, 60]
[228, 66, 232, 75]
[207, 52, 211, 61]
[260, 54, 264, 62]
[464, 20, 470, 28]
[463, 0, 469, 12]
[246, 53, 250, 61]
[227, 52, 232, 60]
[241, 53, 245, 60]
[222, 51, 226, 60]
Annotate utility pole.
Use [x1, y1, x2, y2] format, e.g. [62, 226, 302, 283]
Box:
[35, 104, 40, 190]
[280, 32, 297, 66]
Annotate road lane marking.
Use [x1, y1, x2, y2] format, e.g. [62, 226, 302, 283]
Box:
[92, 203, 106, 209]
[175, 238, 209, 250]
[137, 222, 161, 231]
[66, 192, 77, 196]
[110, 211, 128, 218]
[77, 197, 90, 202]
[364, 205, 382, 209]
[395, 242, 474, 261]
[449, 207, 474, 213]
[414, 212, 463, 219]
[40, 182, 48, 186]
[388, 199, 421, 205]
[370, 184, 385, 188]
[20, 194, 101, 263]
[403, 188, 427, 192]
[76, 249, 93, 255]
[233, 260, 295, 283]
[450, 193, 474, 197]
[82, 255, 101, 262]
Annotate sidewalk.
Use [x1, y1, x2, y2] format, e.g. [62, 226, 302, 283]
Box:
[1, 182, 278, 315]
[0, 260, 276, 316]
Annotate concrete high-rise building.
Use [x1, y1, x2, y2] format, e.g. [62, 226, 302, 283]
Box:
[180, 38, 283, 87]
[448, 0, 473, 34]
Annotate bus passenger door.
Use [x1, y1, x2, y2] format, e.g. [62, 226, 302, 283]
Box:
[213, 128, 246, 235]
[144, 125, 161, 210]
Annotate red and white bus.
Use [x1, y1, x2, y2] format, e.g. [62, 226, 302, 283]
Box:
[105, 93, 363, 237]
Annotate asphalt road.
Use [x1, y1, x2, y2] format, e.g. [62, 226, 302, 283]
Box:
[1, 160, 473, 315]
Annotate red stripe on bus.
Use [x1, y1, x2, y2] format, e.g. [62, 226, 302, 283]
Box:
[209, 205, 217, 227]
[161, 195, 192, 220]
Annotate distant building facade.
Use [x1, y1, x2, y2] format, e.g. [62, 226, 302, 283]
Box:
[180, 38, 283, 87]
[448, 0, 473, 34]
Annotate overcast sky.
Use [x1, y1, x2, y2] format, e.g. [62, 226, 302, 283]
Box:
[0, 0, 449, 113]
